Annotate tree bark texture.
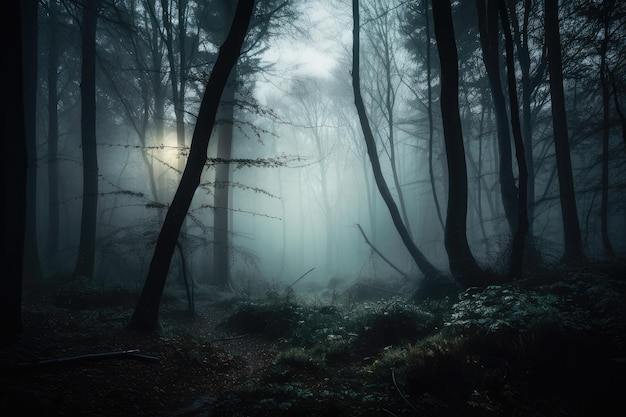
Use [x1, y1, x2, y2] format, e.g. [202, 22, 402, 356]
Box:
[129, 0, 255, 333]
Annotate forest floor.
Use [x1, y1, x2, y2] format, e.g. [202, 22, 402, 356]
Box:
[1, 259, 626, 416]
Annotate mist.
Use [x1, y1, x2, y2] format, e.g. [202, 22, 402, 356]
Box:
[4, 0, 626, 415]
[24, 0, 625, 301]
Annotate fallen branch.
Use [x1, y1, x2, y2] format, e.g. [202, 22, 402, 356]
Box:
[351, 282, 403, 295]
[211, 333, 251, 343]
[392, 367, 416, 411]
[288, 267, 316, 288]
[16, 349, 160, 369]
[355, 224, 409, 280]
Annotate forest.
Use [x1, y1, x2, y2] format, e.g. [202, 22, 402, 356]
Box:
[1, 0, 626, 415]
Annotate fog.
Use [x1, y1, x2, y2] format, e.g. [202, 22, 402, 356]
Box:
[31, 0, 626, 299]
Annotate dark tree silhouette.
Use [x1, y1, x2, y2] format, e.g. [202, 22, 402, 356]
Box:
[352, 0, 441, 281]
[73, 0, 100, 280]
[431, 0, 485, 288]
[46, 0, 61, 260]
[508, 0, 544, 239]
[544, 0, 585, 263]
[596, 0, 616, 257]
[22, 0, 43, 283]
[2, 0, 28, 343]
[499, 0, 529, 277]
[476, 0, 518, 235]
[129, 0, 255, 333]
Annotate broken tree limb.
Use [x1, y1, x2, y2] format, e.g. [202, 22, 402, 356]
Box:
[356, 224, 409, 280]
[15, 349, 160, 369]
[289, 267, 316, 288]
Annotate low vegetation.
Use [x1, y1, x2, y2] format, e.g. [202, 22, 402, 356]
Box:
[1, 260, 625, 416]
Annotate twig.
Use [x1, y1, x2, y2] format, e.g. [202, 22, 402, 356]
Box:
[210, 333, 251, 342]
[392, 367, 416, 411]
[352, 282, 404, 295]
[381, 408, 400, 417]
[15, 349, 160, 369]
[288, 267, 316, 288]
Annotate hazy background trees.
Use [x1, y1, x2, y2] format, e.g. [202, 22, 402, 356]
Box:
[19, 0, 625, 307]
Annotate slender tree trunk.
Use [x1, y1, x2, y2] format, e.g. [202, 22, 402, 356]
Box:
[2, 0, 28, 342]
[213, 70, 236, 289]
[160, 0, 185, 176]
[544, 0, 584, 263]
[432, 0, 485, 288]
[500, 0, 529, 278]
[509, 0, 537, 237]
[424, 0, 445, 232]
[352, 0, 440, 281]
[175, 0, 187, 174]
[599, 16, 614, 257]
[22, 0, 43, 283]
[129, 0, 254, 332]
[73, 0, 99, 280]
[476, 0, 518, 235]
[47, 0, 60, 260]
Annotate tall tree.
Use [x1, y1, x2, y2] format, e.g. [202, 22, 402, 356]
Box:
[476, 0, 518, 235]
[363, 0, 413, 237]
[158, 0, 190, 174]
[46, 0, 61, 260]
[544, 0, 584, 263]
[431, 0, 485, 288]
[129, 0, 255, 333]
[598, 0, 615, 257]
[508, 0, 545, 238]
[2, 0, 28, 342]
[499, 0, 529, 277]
[210, 0, 291, 289]
[73, 0, 99, 280]
[22, 0, 43, 283]
[423, 0, 445, 232]
[352, 0, 441, 281]
[213, 68, 237, 288]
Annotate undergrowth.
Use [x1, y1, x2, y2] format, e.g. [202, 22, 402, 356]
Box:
[214, 263, 626, 416]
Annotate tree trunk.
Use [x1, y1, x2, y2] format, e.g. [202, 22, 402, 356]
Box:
[46, 0, 60, 260]
[2, 0, 28, 342]
[432, 0, 484, 288]
[352, 0, 441, 281]
[499, 0, 529, 278]
[599, 14, 614, 257]
[73, 0, 99, 280]
[424, 0, 445, 232]
[476, 0, 518, 235]
[213, 69, 236, 289]
[544, 0, 584, 263]
[509, 0, 537, 238]
[128, 0, 254, 333]
[21, 0, 43, 283]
